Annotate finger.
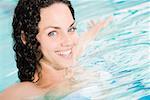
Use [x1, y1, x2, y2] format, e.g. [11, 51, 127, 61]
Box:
[89, 20, 105, 34]
[90, 20, 96, 26]
[103, 16, 113, 28]
[87, 20, 96, 29]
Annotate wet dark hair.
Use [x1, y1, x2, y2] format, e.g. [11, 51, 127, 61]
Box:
[12, 0, 75, 82]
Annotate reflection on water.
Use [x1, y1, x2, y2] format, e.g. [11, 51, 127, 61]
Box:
[0, 0, 149, 99]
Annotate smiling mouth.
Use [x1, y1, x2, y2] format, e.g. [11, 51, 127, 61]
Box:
[55, 49, 72, 59]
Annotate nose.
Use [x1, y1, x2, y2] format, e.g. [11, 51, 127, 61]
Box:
[60, 32, 73, 47]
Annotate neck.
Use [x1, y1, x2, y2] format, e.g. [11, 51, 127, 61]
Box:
[35, 61, 66, 89]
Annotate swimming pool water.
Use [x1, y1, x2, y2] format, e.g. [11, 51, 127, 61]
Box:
[0, 0, 149, 99]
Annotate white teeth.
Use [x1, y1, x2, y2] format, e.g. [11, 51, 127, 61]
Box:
[56, 50, 72, 56]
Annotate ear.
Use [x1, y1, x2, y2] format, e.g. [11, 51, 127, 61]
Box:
[36, 34, 40, 41]
[21, 31, 27, 45]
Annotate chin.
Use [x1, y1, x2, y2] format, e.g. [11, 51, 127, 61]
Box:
[54, 49, 75, 68]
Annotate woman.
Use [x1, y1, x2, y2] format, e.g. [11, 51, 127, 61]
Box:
[0, 0, 111, 99]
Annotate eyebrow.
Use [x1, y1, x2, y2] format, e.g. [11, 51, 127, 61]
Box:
[44, 21, 76, 30]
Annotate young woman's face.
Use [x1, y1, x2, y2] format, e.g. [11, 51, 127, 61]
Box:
[37, 3, 79, 70]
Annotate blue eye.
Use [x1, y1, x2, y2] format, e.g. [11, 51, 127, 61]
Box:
[68, 27, 77, 32]
[48, 31, 57, 37]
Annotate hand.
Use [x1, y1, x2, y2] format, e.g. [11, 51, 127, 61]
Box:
[85, 16, 112, 40]
[76, 16, 112, 58]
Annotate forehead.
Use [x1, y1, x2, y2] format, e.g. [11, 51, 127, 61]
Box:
[38, 3, 74, 30]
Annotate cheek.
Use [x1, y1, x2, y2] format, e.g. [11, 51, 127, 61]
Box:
[48, 41, 58, 49]
[72, 34, 79, 45]
[40, 39, 58, 54]
[36, 34, 59, 56]
[40, 42, 58, 60]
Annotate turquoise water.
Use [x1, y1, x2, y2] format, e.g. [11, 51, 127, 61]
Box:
[0, 0, 150, 99]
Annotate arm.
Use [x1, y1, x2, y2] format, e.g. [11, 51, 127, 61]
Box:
[0, 82, 40, 100]
[76, 16, 112, 58]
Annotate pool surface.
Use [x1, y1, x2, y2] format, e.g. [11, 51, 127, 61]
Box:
[0, 0, 150, 99]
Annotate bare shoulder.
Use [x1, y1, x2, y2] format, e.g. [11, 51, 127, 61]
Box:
[0, 82, 42, 100]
